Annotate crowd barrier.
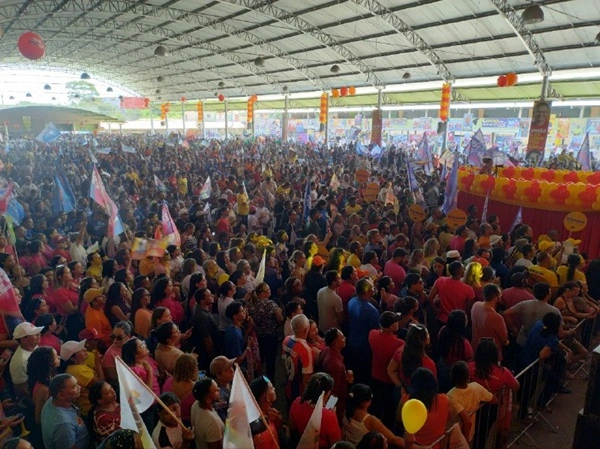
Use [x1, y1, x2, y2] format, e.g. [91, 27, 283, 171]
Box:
[419, 316, 598, 449]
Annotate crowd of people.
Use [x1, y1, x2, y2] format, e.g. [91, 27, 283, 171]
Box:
[0, 132, 596, 449]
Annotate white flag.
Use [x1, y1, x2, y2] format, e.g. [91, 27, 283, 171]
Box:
[121, 143, 137, 153]
[115, 357, 156, 448]
[255, 250, 266, 284]
[297, 392, 324, 449]
[223, 368, 262, 449]
[199, 176, 212, 200]
[329, 173, 340, 191]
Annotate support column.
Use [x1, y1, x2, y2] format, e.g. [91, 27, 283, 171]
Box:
[540, 74, 549, 100]
[224, 99, 229, 140]
[181, 101, 186, 135]
[371, 88, 383, 146]
[119, 123, 123, 135]
[324, 94, 329, 148]
[282, 94, 289, 142]
[165, 114, 169, 135]
[580, 107, 585, 119]
[201, 105, 206, 139]
[150, 105, 154, 133]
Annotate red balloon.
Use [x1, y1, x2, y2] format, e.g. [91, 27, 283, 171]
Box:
[521, 167, 535, 180]
[563, 171, 579, 183]
[17, 31, 45, 60]
[218, 94, 225, 102]
[503, 180, 517, 199]
[340, 87, 348, 97]
[540, 169, 555, 182]
[497, 75, 507, 88]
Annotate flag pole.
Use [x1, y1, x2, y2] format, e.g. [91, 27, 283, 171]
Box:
[234, 363, 280, 449]
[116, 357, 188, 430]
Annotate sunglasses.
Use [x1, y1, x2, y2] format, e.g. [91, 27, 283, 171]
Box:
[110, 335, 126, 341]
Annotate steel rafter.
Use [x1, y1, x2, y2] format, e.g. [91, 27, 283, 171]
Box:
[220, 0, 385, 87]
[489, 0, 552, 76]
[351, 0, 455, 82]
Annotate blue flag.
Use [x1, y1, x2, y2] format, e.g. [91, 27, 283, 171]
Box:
[356, 142, 367, 155]
[370, 144, 382, 159]
[510, 206, 523, 232]
[577, 132, 591, 170]
[407, 161, 419, 192]
[36, 122, 61, 143]
[416, 133, 433, 175]
[441, 154, 459, 214]
[467, 129, 486, 166]
[53, 174, 75, 215]
[481, 188, 490, 224]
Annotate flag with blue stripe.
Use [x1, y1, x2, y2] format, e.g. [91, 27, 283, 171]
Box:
[36, 122, 61, 143]
[441, 154, 459, 214]
[577, 132, 591, 170]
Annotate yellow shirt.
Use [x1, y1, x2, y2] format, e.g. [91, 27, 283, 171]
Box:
[178, 177, 188, 195]
[345, 204, 362, 215]
[237, 193, 250, 215]
[555, 266, 586, 286]
[528, 265, 558, 287]
[347, 254, 361, 269]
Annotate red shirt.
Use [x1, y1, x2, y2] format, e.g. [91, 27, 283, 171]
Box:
[157, 296, 184, 325]
[433, 277, 475, 323]
[282, 336, 313, 401]
[317, 347, 347, 423]
[470, 302, 508, 361]
[52, 287, 79, 316]
[467, 361, 519, 394]
[401, 393, 449, 449]
[289, 397, 341, 449]
[368, 330, 404, 383]
[501, 287, 534, 309]
[392, 346, 437, 387]
[383, 260, 406, 295]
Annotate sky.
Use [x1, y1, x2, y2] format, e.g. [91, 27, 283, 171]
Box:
[0, 67, 136, 106]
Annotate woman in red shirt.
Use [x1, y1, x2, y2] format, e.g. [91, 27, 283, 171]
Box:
[289, 373, 341, 449]
[387, 324, 436, 391]
[151, 277, 184, 325]
[52, 265, 83, 337]
[399, 368, 450, 449]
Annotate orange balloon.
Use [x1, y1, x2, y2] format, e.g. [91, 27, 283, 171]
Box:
[349, 86, 356, 95]
[506, 72, 518, 86]
[332, 89, 340, 98]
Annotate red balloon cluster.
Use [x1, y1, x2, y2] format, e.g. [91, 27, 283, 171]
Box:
[331, 87, 356, 98]
[18, 31, 45, 60]
[497, 72, 519, 87]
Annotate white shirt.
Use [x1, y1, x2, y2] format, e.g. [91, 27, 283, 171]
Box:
[190, 404, 224, 449]
[10, 345, 34, 385]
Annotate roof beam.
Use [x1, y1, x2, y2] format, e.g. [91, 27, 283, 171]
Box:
[351, 0, 455, 82]
[220, 0, 385, 87]
[489, 0, 552, 76]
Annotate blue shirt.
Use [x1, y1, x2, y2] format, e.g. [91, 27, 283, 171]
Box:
[41, 399, 89, 449]
[224, 325, 244, 359]
[520, 320, 559, 368]
[347, 297, 379, 352]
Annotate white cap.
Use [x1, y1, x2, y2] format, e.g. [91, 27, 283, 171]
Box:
[60, 340, 87, 361]
[13, 322, 43, 340]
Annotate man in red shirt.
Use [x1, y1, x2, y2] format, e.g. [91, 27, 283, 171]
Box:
[317, 328, 352, 424]
[429, 261, 475, 325]
[384, 248, 408, 295]
[338, 266, 357, 322]
[368, 311, 404, 428]
[282, 314, 313, 404]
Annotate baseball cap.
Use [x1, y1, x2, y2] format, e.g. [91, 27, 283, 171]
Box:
[538, 241, 554, 252]
[61, 340, 87, 361]
[13, 322, 44, 340]
[312, 256, 326, 267]
[84, 288, 105, 304]
[565, 238, 582, 246]
[210, 356, 235, 376]
[79, 328, 99, 340]
[490, 235, 503, 246]
[446, 250, 461, 259]
[379, 311, 401, 328]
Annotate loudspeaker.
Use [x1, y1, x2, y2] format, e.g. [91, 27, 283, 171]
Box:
[584, 344, 600, 416]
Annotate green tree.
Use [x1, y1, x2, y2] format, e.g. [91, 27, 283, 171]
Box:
[65, 81, 99, 103]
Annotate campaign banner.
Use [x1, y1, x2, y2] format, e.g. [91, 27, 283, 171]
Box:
[121, 97, 147, 109]
[587, 118, 600, 135]
[371, 109, 382, 146]
[525, 100, 552, 165]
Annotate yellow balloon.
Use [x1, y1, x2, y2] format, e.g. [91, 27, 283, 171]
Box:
[402, 399, 428, 434]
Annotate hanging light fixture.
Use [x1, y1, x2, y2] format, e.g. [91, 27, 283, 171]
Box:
[9, 96, 14, 100]
[596, 32, 600, 44]
[330, 64, 340, 74]
[155, 88, 161, 94]
[254, 56, 265, 67]
[154, 45, 168, 56]
[218, 81, 225, 88]
[402, 72, 411, 80]
[283, 86, 288, 92]
[106, 87, 113, 92]
[521, 4, 544, 25]
[80, 72, 90, 80]
[25, 93, 32, 97]
[44, 84, 51, 90]
[51, 97, 56, 100]
[157, 76, 164, 83]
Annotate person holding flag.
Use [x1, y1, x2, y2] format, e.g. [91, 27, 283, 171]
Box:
[289, 373, 341, 449]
